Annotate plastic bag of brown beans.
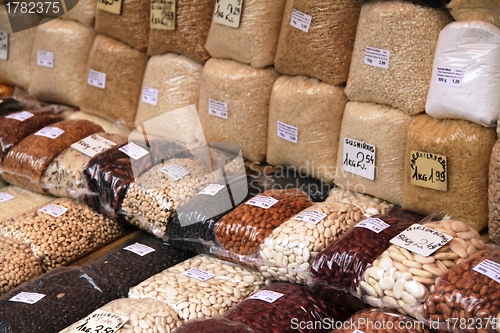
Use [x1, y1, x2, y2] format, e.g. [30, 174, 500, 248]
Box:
[214, 188, 313, 267]
[175, 318, 255, 333]
[224, 282, 353, 333]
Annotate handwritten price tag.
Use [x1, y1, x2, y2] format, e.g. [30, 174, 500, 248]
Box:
[294, 210, 327, 225]
[9, 292, 45, 304]
[213, 0, 242, 28]
[355, 218, 390, 234]
[5, 111, 34, 121]
[160, 164, 190, 181]
[290, 8, 311, 33]
[70, 309, 128, 333]
[249, 290, 284, 303]
[342, 137, 376, 180]
[409, 151, 447, 192]
[390, 223, 453, 257]
[364, 46, 390, 69]
[277, 121, 298, 144]
[88, 69, 106, 89]
[150, 0, 175, 30]
[97, 0, 122, 15]
[71, 134, 117, 158]
[245, 196, 278, 209]
[124, 243, 156, 256]
[181, 268, 215, 281]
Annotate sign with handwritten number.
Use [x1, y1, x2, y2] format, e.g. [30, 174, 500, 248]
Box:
[390, 223, 453, 257]
[213, 0, 242, 28]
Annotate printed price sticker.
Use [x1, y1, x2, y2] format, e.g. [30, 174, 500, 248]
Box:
[390, 223, 453, 257]
[37, 50, 53, 68]
[409, 151, 447, 192]
[354, 330, 366, 333]
[181, 268, 215, 281]
[118, 142, 149, 160]
[35, 126, 65, 139]
[70, 309, 128, 333]
[5, 111, 34, 121]
[290, 8, 312, 33]
[198, 184, 226, 196]
[151, 0, 175, 30]
[435, 66, 464, 88]
[141, 86, 159, 105]
[208, 99, 228, 119]
[0, 192, 15, 203]
[124, 243, 156, 256]
[277, 121, 298, 144]
[473, 259, 500, 284]
[342, 137, 376, 180]
[88, 69, 106, 89]
[213, 0, 242, 28]
[71, 134, 117, 158]
[246, 196, 279, 209]
[294, 210, 327, 225]
[160, 164, 190, 181]
[249, 290, 284, 303]
[97, 0, 122, 15]
[364, 46, 390, 69]
[0, 30, 7, 61]
[354, 217, 390, 233]
[38, 204, 68, 218]
[9, 292, 45, 304]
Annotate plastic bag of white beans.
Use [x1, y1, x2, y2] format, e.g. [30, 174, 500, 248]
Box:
[326, 188, 394, 217]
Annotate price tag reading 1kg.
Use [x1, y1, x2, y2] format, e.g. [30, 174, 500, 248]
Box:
[160, 164, 190, 181]
[124, 243, 156, 257]
[294, 210, 327, 225]
[354, 217, 390, 234]
[198, 183, 226, 196]
[390, 223, 453, 257]
[141, 86, 159, 105]
[150, 0, 175, 30]
[35, 127, 65, 139]
[364, 46, 390, 69]
[435, 66, 464, 88]
[181, 268, 215, 281]
[71, 134, 117, 158]
[342, 137, 376, 180]
[70, 309, 128, 333]
[409, 151, 447, 192]
[88, 69, 106, 89]
[290, 8, 312, 33]
[5, 111, 34, 121]
[37, 50, 53, 68]
[208, 98, 228, 119]
[39, 204, 68, 218]
[249, 290, 284, 303]
[9, 292, 45, 304]
[213, 0, 242, 28]
[118, 142, 149, 160]
[277, 121, 298, 144]
[246, 196, 279, 209]
[473, 259, 500, 284]
[97, 0, 122, 15]
[0, 30, 7, 61]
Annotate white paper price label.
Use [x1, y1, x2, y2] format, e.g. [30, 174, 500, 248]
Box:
[213, 0, 242, 28]
[141, 86, 159, 105]
[354, 217, 390, 234]
[160, 164, 190, 181]
[198, 183, 226, 196]
[364, 46, 390, 69]
[0, 192, 15, 203]
[473, 259, 500, 284]
[118, 142, 149, 160]
[5, 111, 34, 121]
[390, 223, 453, 257]
[294, 210, 327, 225]
[124, 243, 156, 256]
[88, 69, 106, 89]
[9, 292, 45, 304]
[70, 309, 128, 333]
[72, 134, 117, 158]
[277, 121, 298, 144]
[181, 268, 215, 281]
[245, 196, 279, 209]
[37, 50, 54, 68]
[342, 137, 376, 180]
[290, 8, 312, 33]
[35, 127, 65, 139]
[151, 0, 175, 30]
[38, 204, 68, 218]
[435, 66, 464, 88]
[208, 99, 228, 119]
[249, 290, 284, 303]
[0, 30, 7, 61]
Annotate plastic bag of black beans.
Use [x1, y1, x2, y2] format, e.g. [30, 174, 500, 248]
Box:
[82, 233, 193, 298]
[224, 282, 353, 333]
[0, 266, 117, 333]
[175, 318, 256, 333]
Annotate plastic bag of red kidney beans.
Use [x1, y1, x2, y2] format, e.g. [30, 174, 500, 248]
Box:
[174, 318, 256, 333]
[224, 282, 353, 333]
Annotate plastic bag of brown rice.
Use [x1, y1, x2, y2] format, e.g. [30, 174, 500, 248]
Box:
[60, 0, 96, 27]
[447, 0, 500, 28]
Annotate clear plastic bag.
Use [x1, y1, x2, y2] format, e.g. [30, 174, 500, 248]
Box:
[266, 76, 347, 183]
[1, 119, 103, 193]
[326, 188, 394, 217]
[128, 254, 266, 321]
[60, 0, 96, 27]
[205, 0, 286, 69]
[489, 141, 500, 245]
[447, 0, 500, 28]
[0, 186, 53, 222]
[63, 110, 116, 133]
[175, 318, 255, 333]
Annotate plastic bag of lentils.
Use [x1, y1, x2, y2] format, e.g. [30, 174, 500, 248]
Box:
[214, 188, 313, 267]
[60, 298, 183, 333]
[128, 254, 266, 322]
[224, 282, 353, 333]
[358, 219, 486, 319]
[0, 198, 126, 272]
[325, 188, 394, 216]
[83, 233, 193, 298]
[0, 266, 117, 333]
[310, 214, 417, 311]
[258, 200, 367, 284]
[175, 318, 255, 333]
[422, 249, 500, 332]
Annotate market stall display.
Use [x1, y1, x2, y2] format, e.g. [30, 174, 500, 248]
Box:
[0, 186, 53, 222]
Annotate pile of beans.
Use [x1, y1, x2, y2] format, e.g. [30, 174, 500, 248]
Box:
[224, 282, 352, 333]
[60, 298, 183, 333]
[326, 188, 394, 216]
[0, 198, 125, 271]
[311, 215, 415, 310]
[128, 255, 266, 321]
[83, 233, 193, 297]
[215, 189, 313, 265]
[0, 237, 43, 296]
[259, 201, 366, 284]
[121, 158, 215, 238]
[424, 249, 500, 333]
[0, 266, 117, 333]
[174, 318, 255, 333]
[359, 220, 485, 319]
